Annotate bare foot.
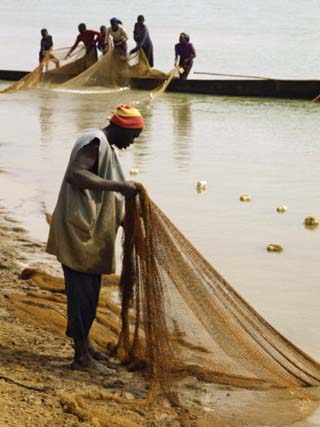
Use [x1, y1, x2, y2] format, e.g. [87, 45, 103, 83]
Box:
[89, 347, 109, 361]
[88, 347, 119, 369]
[70, 356, 115, 375]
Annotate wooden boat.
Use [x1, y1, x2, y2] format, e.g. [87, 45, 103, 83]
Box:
[1, 68, 320, 99]
[130, 77, 320, 100]
[0, 49, 98, 89]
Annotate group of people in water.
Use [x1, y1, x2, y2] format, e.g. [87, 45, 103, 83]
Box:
[39, 16, 196, 79]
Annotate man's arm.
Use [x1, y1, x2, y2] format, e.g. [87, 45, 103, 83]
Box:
[47, 35, 53, 50]
[133, 24, 139, 42]
[105, 28, 111, 52]
[121, 27, 128, 42]
[40, 39, 45, 55]
[139, 27, 148, 47]
[66, 138, 136, 197]
[65, 35, 80, 58]
[190, 44, 196, 60]
[174, 44, 179, 64]
[89, 30, 101, 38]
[114, 27, 128, 46]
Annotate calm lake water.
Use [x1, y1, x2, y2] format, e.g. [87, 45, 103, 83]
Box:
[0, 0, 319, 401]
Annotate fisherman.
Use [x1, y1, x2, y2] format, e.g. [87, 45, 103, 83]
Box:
[97, 25, 108, 54]
[39, 28, 59, 69]
[105, 18, 128, 56]
[174, 32, 196, 79]
[130, 15, 154, 67]
[65, 23, 100, 58]
[46, 105, 144, 372]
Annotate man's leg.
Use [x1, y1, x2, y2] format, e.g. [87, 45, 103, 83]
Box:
[50, 54, 60, 68]
[62, 264, 114, 373]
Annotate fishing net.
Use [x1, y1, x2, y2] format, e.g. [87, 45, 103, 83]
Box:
[0, 46, 88, 93]
[0, 47, 168, 93]
[117, 184, 320, 403]
[61, 48, 168, 90]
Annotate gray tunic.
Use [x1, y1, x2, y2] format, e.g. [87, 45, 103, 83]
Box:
[46, 129, 125, 274]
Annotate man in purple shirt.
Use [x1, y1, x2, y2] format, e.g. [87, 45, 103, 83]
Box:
[175, 32, 196, 79]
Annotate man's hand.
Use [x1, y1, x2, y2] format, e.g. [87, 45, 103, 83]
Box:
[119, 181, 138, 198]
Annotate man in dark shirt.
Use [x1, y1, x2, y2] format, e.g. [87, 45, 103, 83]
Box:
[130, 15, 154, 67]
[65, 23, 100, 58]
[39, 28, 59, 68]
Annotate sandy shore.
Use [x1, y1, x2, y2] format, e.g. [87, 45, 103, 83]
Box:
[0, 202, 320, 427]
[0, 209, 180, 427]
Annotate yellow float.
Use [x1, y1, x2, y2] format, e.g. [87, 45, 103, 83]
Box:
[276, 205, 287, 213]
[129, 168, 139, 176]
[267, 244, 283, 253]
[240, 194, 251, 202]
[196, 180, 207, 193]
[304, 216, 319, 228]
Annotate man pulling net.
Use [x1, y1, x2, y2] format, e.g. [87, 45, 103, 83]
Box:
[46, 105, 144, 372]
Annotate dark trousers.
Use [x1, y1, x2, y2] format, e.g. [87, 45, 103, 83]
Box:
[62, 264, 101, 340]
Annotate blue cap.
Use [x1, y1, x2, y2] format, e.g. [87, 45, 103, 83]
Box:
[110, 17, 123, 25]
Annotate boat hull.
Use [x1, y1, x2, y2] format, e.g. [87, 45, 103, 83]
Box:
[130, 77, 320, 100]
[1, 69, 320, 100]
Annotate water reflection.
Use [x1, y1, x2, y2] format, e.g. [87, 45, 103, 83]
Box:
[73, 92, 106, 131]
[39, 91, 54, 144]
[130, 101, 153, 172]
[172, 97, 193, 171]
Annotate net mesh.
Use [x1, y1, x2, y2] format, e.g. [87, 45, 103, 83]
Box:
[0, 46, 87, 93]
[0, 47, 168, 93]
[117, 184, 320, 402]
[61, 49, 168, 90]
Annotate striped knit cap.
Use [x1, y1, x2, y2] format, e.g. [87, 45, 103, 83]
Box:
[110, 105, 144, 129]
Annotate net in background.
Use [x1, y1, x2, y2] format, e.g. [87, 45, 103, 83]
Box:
[0, 48, 168, 93]
[61, 49, 168, 90]
[0, 46, 87, 93]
